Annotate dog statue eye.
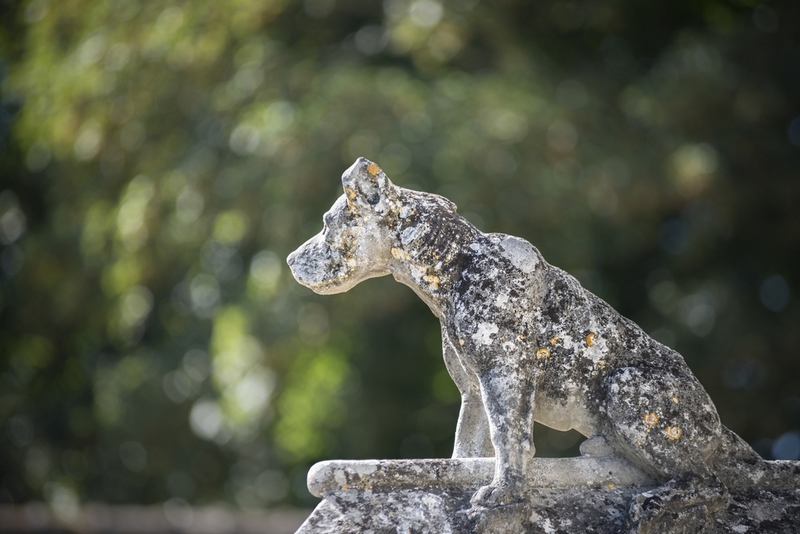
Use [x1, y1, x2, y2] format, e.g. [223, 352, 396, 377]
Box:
[366, 192, 380, 206]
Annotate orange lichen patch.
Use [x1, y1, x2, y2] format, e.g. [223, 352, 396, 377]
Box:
[643, 412, 659, 426]
[605, 482, 616, 491]
[635, 439, 645, 446]
[671, 396, 679, 404]
[518, 334, 526, 340]
[549, 335, 560, 346]
[665, 426, 683, 440]
[423, 273, 441, 290]
[344, 187, 357, 202]
[391, 247, 409, 261]
[367, 163, 380, 176]
[536, 348, 551, 360]
[586, 332, 597, 346]
[459, 339, 465, 346]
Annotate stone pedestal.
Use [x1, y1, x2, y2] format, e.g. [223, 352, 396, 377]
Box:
[295, 457, 800, 534]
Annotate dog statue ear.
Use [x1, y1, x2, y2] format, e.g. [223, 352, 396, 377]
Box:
[341, 157, 396, 215]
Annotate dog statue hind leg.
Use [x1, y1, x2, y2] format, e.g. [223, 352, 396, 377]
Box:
[603, 366, 731, 533]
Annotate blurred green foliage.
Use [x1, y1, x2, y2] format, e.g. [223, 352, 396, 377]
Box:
[0, 0, 799, 515]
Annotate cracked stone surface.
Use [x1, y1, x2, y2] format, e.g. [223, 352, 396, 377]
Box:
[287, 158, 800, 533]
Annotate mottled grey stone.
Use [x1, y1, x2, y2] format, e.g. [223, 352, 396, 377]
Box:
[295, 473, 800, 534]
[287, 158, 800, 533]
[296, 458, 800, 533]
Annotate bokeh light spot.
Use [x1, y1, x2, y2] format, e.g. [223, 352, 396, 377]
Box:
[119, 441, 147, 472]
[546, 120, 577, 153]
[409, 0, 443, 28]
[760, 275, 790, 312]
[213, 211, 248, 244]
[190, 399, 223, 441]
[771, 431, 800, 460]
[556, 79, 588, 109]
[787, 116, 800, 148]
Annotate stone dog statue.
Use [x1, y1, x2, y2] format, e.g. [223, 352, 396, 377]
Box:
[287, 158, 764, 533]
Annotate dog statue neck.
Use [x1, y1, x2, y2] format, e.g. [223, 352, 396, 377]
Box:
[387, 192, 482, 319]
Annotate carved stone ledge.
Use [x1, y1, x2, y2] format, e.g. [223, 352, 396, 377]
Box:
[296, 457, 800, 534]
[306, 457, 656, 496]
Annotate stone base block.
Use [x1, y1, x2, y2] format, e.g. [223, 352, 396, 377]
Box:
[295, 457, 800, 534]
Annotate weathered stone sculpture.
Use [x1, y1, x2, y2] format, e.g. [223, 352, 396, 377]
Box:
[287, 158, 800, 533]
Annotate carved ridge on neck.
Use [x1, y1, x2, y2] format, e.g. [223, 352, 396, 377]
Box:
[388, 190, 481, 317]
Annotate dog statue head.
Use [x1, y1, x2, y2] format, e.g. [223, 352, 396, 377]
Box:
[287, 158, 400, 294]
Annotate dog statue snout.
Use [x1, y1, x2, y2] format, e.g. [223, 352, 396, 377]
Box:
[286, 238, 320, 290]
[286, 248, 300, 269]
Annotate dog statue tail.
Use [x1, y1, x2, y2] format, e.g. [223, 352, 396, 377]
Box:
[720, 426, 761, 461]
[712, 427, 800, 490]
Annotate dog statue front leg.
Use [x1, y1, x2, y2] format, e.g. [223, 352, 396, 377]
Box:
[470, 363, 536, 507]
[442, 330, 493, 458]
